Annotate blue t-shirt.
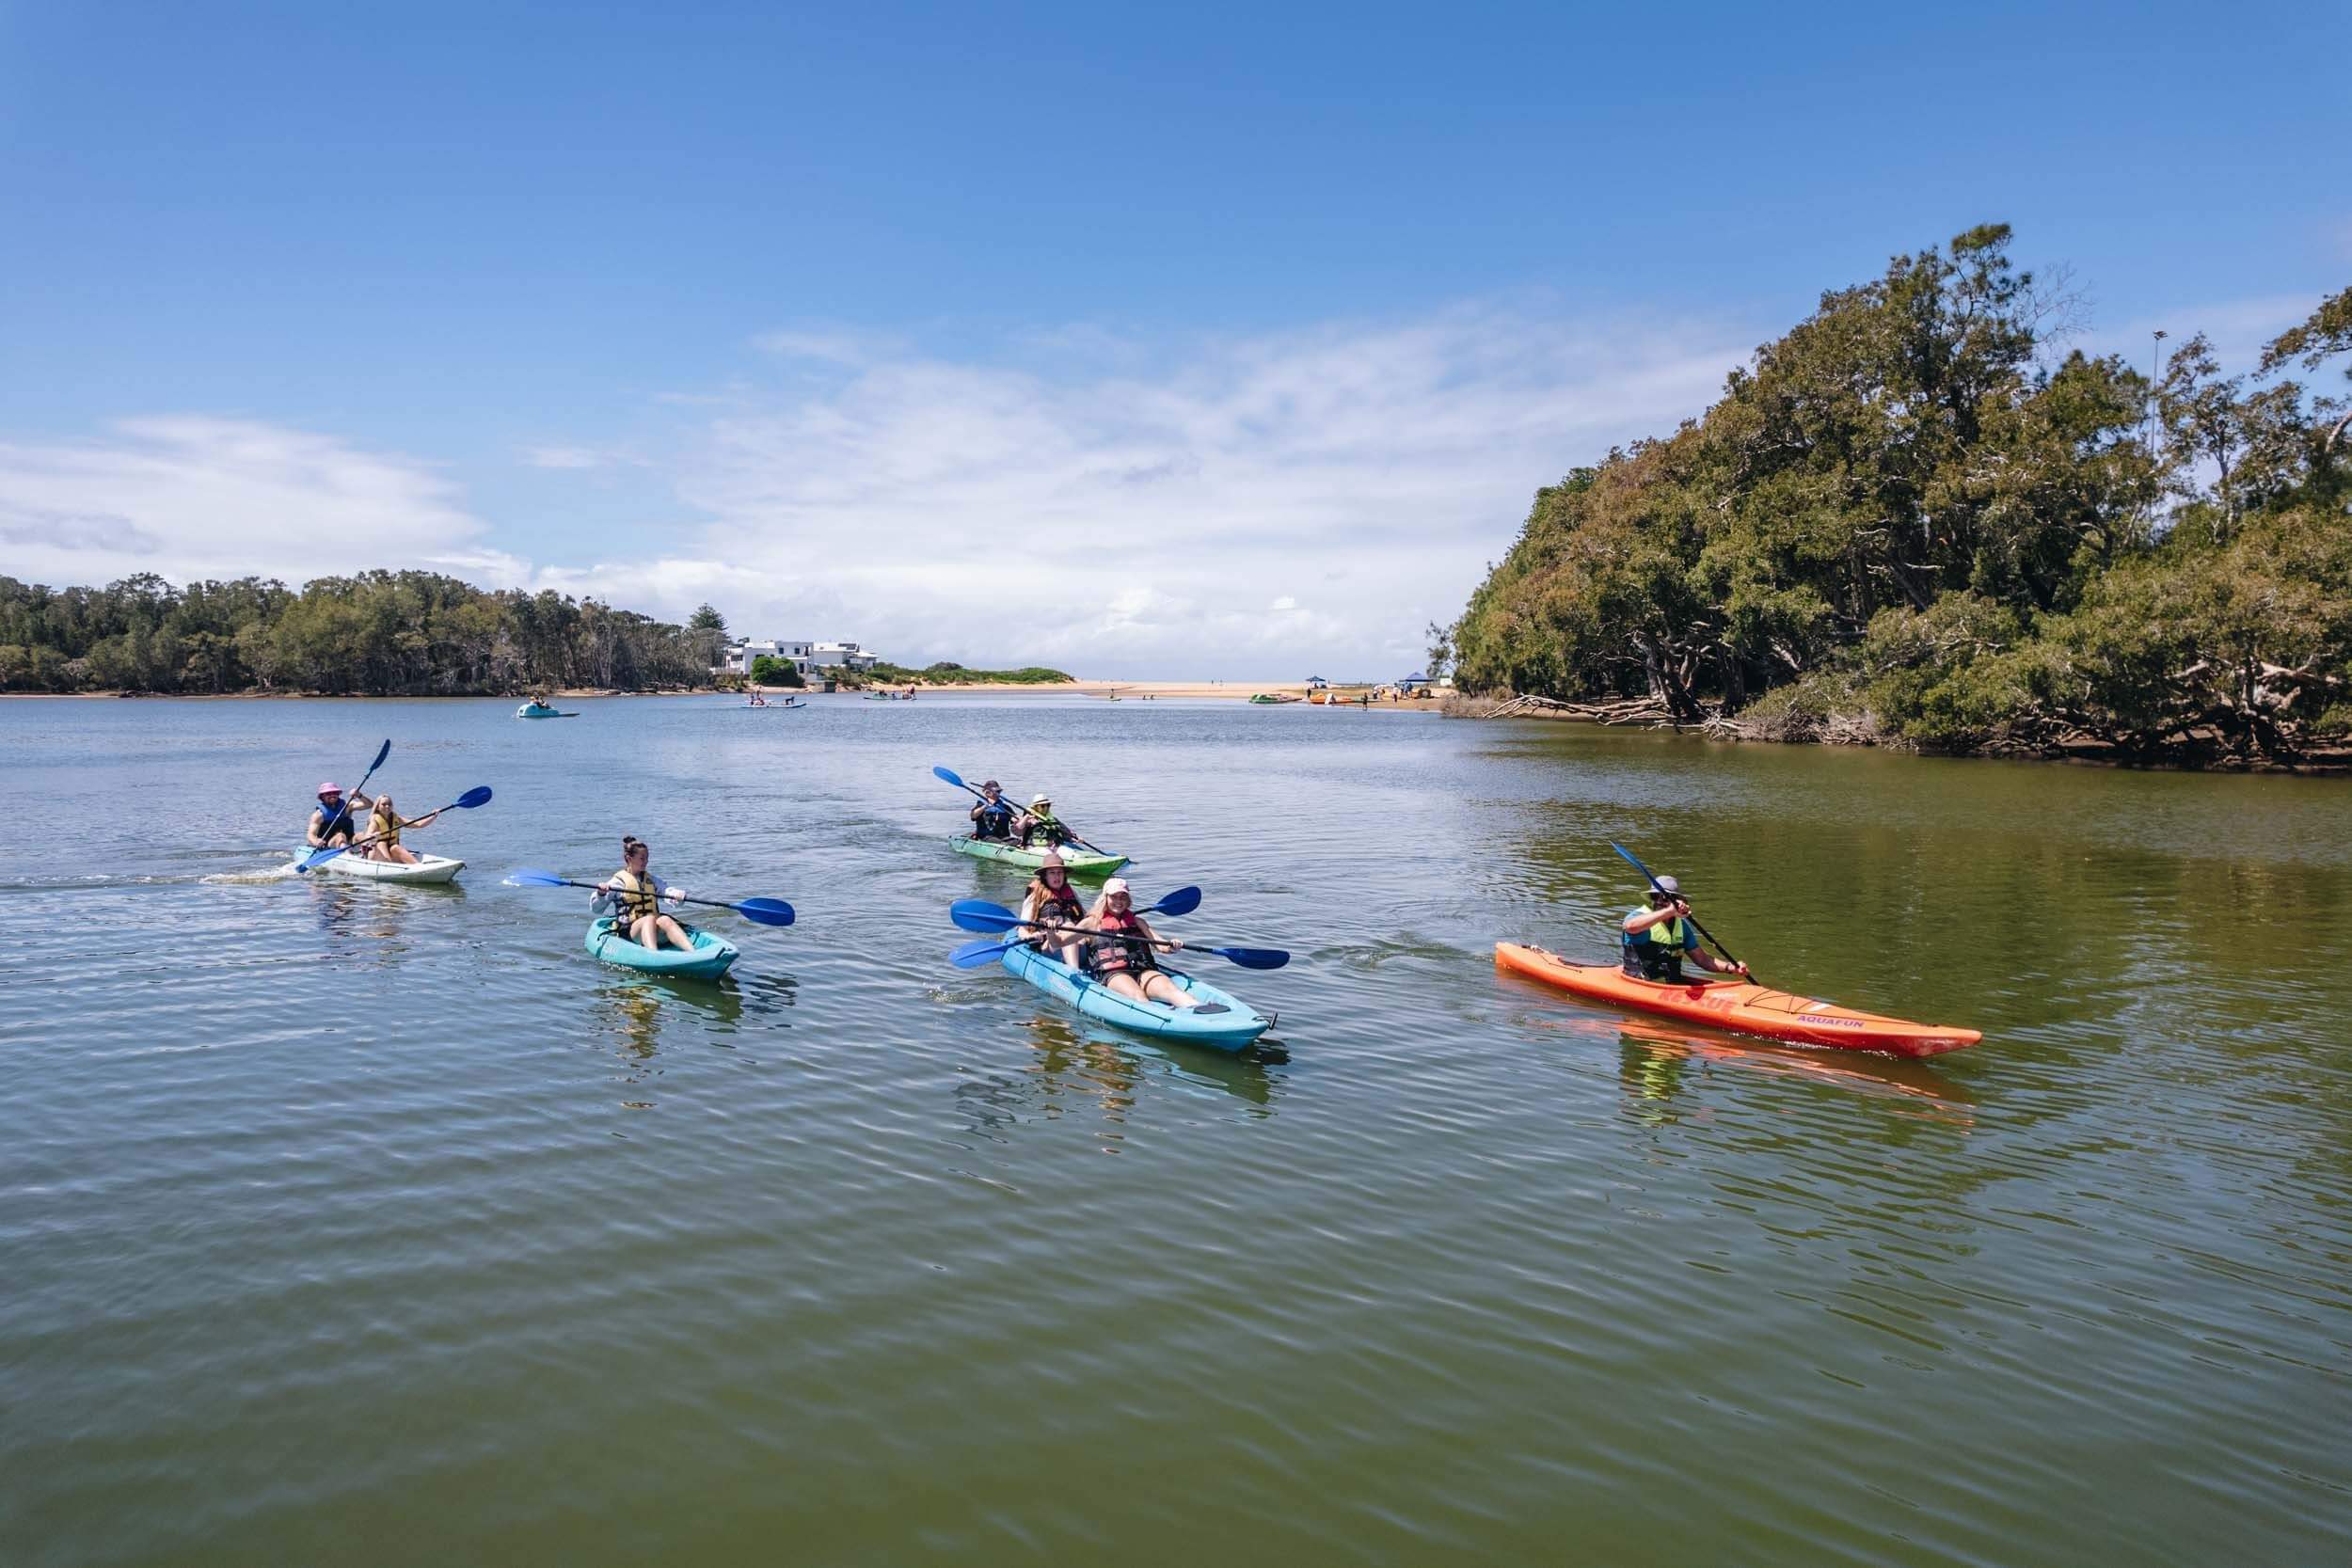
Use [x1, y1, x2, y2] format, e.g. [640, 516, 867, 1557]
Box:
[1624, 908, 1700, 952]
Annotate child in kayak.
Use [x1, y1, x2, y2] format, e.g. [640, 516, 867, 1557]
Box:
[1078, 879, 1202, 1009]
[969, 780, 1017, 842]
[306, 782, 375, 849]
[1017, 853, 1089, 969]
[592, 835, 694, 952]
[358, 794, 444, 864]
[1017, 794, 1071, 849]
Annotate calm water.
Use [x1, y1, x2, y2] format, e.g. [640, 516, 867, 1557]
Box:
[2, 694, 2348, 1565]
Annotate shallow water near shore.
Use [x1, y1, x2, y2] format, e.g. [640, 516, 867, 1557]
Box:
[3, 692, 2348, 1565]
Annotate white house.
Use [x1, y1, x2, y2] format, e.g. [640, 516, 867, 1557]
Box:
[720, 638, 879, 675]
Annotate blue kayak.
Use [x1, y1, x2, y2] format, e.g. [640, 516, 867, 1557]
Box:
[998, 943, 1271, 1051]
[584, 916, 739, 979]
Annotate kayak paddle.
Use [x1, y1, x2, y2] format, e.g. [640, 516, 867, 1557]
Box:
[931, 766, 1120, 861]
[298, 785, 493, 870]
[1610, 840, 1747, 975]
[503, 867, 796, 927]
[949, 886, 1200, 934]
[949, 927, 1288, 970]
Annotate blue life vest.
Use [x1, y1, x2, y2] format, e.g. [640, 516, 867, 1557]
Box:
[974, 800, 1015, 839]
[314, 797, 356, 837]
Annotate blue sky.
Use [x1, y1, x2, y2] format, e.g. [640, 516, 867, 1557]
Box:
[2, 1, 2344, 675]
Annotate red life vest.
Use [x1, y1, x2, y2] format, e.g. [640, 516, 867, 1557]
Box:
[1091, 907, 1153, 974]
[1028, 879, 1082, 924]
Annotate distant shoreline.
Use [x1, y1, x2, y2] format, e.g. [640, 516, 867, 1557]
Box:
[5, 679, 1441, 705]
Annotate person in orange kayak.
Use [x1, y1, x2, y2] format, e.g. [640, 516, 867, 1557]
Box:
[1077, 879, 1200, 1008]
[1620, 875, 1749, 982]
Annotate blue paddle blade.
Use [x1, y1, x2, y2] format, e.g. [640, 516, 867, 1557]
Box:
[950, 938, 1012, 967]
[950, 898, 1021, 933]
[504, 867, 572, 887]
[453, 785, 493, 809]
[1611, 841, 1661, 889]
[933, 765, 965, 787]
[295, 846, 345, 871]
[1152, 885, 1201, 917]
[1204, 945, 1289, 970]
[735, 897, 795, 927]
[369, 738, 391, 771]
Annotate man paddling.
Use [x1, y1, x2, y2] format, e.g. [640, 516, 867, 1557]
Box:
[306, 782, 376, 850]
[970, 780, 1017, 842]
[1621, 876, 1748, 983]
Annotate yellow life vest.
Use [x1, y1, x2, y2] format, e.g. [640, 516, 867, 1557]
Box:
[370, 810, 401, 847]
[611, 867, 661, 922]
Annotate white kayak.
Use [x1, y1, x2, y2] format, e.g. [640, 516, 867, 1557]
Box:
[292, 845, 466, 884]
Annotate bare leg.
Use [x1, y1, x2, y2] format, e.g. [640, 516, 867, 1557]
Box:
[387, 844, 420, 864]
[1140, 972, 1199, 1008]
[628, 914, 660, 947]
[654, 913, 693, 951]
[1103, 972, 1150, 1002]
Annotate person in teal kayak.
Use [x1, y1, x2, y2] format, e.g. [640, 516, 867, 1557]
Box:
[306, 782, 376, 850]
[1077, 879, 1203, 1009]
[1621, 876, 1749, 983]
[969, 780, 1017, 842]
[1017, 793, 1071, 850]
[1017, 852, 1089, 969]
[592, 835, 693, 952]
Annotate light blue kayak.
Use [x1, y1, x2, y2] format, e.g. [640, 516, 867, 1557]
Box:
[584, 916, 739, 979]
[516, 703, 578, 719]
[998, 944, 1271, 1051]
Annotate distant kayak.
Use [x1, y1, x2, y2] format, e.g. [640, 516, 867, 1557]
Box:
[998, 943, 1271, 1052]
[584, 916, 739, 979]
[948, 834, 1127, 878]
[294, 845, 464, 884]
[1493, 942, 1979, 1057]
[740, 700, 805, 710]
[516, 703, 578, 719]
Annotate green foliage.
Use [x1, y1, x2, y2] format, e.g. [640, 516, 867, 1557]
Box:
[858, 661, 1073, 685]
[0, 570, 717, 695]
[748, 656, 804, 688]
[1443, 229, 2352, 764]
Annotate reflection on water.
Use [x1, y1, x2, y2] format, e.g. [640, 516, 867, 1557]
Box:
[7, 697, 2352, 1567]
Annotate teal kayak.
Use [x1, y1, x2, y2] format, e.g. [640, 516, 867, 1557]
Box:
[583, 916, 739, 979]
[948, 834, 1126, 878]
[516, 703, 578, 719]
[997, 944, 1272, 1052]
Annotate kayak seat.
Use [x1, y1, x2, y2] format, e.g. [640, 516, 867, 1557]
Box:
[1191, 1003, 1232, 1015]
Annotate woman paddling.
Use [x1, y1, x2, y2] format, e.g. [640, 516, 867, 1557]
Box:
[358, 793, 443, 864]
[1077, 879, 1200, 1009]
[1017, 852, 1089, 969]
[592, 834, 694, 953]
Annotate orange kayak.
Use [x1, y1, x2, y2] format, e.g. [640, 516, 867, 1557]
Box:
[1494, 942, 1980, 1058]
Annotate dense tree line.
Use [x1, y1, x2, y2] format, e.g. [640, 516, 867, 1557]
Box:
[0, 571, 731, 695]
[1437, 226, 2352, 766]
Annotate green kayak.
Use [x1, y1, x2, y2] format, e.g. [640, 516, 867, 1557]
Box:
[948, 834, 1127, 878]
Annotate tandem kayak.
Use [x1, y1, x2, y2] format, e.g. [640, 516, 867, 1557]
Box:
[516, 703, 578, 719]
[1493, 942, 1979, 1058]
[293, 845, 465, 884]
[584, 916, 739, 979]
[998, 944, 1272, 1052]
[948, 834, 1128, 877]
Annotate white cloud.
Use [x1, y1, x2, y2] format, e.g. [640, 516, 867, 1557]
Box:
[0, 305, 1754, 676]
[657, 305, 1749, 675]
[0, 417, 523, 589]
